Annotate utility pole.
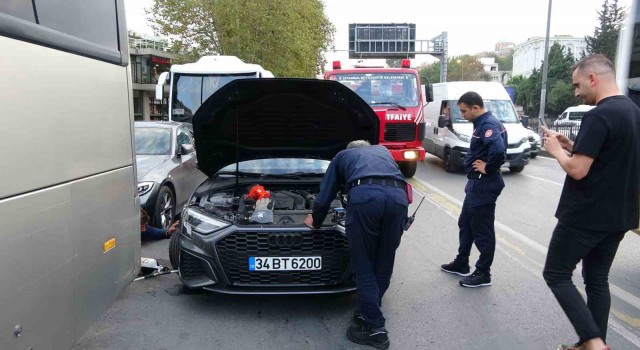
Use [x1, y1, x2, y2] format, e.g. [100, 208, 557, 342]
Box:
[538, 0, 553, 127]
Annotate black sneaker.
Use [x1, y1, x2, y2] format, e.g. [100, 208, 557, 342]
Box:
[353, 309, 366, 325]
[441, 259, 471, 276]
[459, 270, 492, 288]
[346, 324, 390, 349]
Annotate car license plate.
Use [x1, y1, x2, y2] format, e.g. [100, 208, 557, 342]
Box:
[248, 257, 322, 271]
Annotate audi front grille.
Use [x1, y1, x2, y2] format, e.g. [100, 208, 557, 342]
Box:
[215, 231, 350, 286]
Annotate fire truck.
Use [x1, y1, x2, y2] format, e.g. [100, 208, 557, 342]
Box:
[324, 59, 431, 177]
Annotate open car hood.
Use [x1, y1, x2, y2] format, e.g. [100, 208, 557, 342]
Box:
[192, 78, 380, 177]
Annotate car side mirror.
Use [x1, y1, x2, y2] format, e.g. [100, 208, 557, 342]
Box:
[438, 115, 450, 128]
[178, 144, 195, 156]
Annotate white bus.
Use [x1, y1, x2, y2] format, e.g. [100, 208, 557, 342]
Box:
[156, 55, 274, 124]
[616, 0, 639, 107]
[0, 1, 139, 349]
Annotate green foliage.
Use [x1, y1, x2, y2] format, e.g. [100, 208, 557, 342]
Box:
[508, 43, 578, 117]
[418, 62, 441, 83]
[148, 0, 335, 77]
[548, 80, 580, 115]
[386, 59, 401, 68]
[418, 55, 491, 84]
[585, 0, 625, 61]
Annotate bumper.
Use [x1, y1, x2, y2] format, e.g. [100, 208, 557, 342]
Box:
[387, 147, 426, 162]
[529, 141, 541, 155]
[177, 227, 356, 294]
[506, 149, 530, 167]
[450, 147, 468, 167]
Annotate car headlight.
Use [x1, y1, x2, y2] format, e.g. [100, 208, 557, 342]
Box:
[452, 129, 471, 143]
[181, 208, 230, 237]
[137, 181, 155, 196]
[521, 136, 528, 144]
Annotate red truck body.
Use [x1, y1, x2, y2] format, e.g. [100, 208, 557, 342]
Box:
[324, 61, 426, 177]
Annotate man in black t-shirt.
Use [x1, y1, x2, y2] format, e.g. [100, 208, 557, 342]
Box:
[541, 54, 640, 350]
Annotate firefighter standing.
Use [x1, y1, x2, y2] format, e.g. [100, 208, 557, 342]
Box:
[440, 91, 507, 287]
[304, 140, 408, 350]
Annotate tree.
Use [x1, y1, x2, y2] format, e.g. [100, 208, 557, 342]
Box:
[585, 0, 625, 61]
[149, 0, 335, 77]
[386, 59, 401, 68]
[418, 62, 441, 83]
[548, 80, 580, 115]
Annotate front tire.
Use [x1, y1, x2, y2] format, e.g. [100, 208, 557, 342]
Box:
[399, 161, 417, 178]
[169, 229, 180, 270]
[509, 166, 524, 173]
[444, 149, 458, 173]
[153, 185, 175, 230]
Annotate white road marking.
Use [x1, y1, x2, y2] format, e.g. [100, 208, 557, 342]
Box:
[522, 174, 564, 186]
[410, 175, 640, 345]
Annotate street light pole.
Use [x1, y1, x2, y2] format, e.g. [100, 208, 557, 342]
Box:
[538, 0, 553, 127]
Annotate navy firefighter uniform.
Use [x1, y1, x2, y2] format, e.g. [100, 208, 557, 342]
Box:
[311, 144, 409, 330]
[456, 111, 507, 274]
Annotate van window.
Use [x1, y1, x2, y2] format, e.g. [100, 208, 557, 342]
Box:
[448, 99, 519, 124]
[568, 111, 587, 120]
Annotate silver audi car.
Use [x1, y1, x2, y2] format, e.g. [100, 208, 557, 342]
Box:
[170, 78, 380, 294]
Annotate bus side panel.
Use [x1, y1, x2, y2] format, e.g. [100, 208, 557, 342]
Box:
[71, 167, 139, 340]
[0, 184, 76, 350]
[0, 36, 134, 200]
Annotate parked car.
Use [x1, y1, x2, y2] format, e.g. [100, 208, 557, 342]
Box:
[135, 121, 207, 230]
[170, 78, 379, 294]
[526, 128, 541, 158]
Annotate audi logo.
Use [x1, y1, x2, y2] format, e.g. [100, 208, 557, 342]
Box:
[268, 233, 303, 248]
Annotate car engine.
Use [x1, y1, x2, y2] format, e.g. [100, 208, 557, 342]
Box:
[195, 184, 345, 226]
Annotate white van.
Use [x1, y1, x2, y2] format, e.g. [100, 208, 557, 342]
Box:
[423, 82, 531, 173]
[553, 105, 594, 126]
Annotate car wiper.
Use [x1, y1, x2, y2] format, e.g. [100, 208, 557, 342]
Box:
[370, 102, 406, 110]
[262, 172, 325, 179]
[215, 171, 262, 178]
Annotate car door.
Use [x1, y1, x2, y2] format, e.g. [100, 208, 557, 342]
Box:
[171, 126, 199, 210]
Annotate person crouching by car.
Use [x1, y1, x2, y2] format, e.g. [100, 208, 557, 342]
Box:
[140, 208, 179, 240]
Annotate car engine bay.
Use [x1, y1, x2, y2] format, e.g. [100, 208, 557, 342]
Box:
[193, 184, 345, 226]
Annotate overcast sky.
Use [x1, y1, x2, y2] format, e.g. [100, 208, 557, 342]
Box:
[124, 0, 632, 68]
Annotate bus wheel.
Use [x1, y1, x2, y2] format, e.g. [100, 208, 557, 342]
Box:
[399, 161, 417, 178]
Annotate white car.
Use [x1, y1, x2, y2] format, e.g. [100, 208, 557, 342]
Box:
[526, 128, 541, 158]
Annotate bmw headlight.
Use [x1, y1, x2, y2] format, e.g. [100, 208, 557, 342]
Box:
[137, 181, 155, 196]
[181, 208, 230, 237]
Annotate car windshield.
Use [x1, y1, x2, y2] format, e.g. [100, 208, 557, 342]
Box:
[569, 111, 588, 120]
[328, 73, 419, 107]
[219, 158, 330, 175]
[171, 73, 257, 123]
[448, 99, 520, 124]
[135, 128, 172, 155]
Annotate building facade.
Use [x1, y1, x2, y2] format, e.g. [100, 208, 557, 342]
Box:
[512, 35, 586, 77]
[129, 31, 175, 120]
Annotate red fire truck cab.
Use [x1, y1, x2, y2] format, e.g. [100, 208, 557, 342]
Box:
[324, 59, 432, 178]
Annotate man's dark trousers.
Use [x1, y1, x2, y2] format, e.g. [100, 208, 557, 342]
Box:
[346, 185, 408, 328]
[543, 223, 625, 343]
[456, 199, 496, 274]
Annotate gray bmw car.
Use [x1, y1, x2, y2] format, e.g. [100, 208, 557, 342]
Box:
[170, 78, 380, 294]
